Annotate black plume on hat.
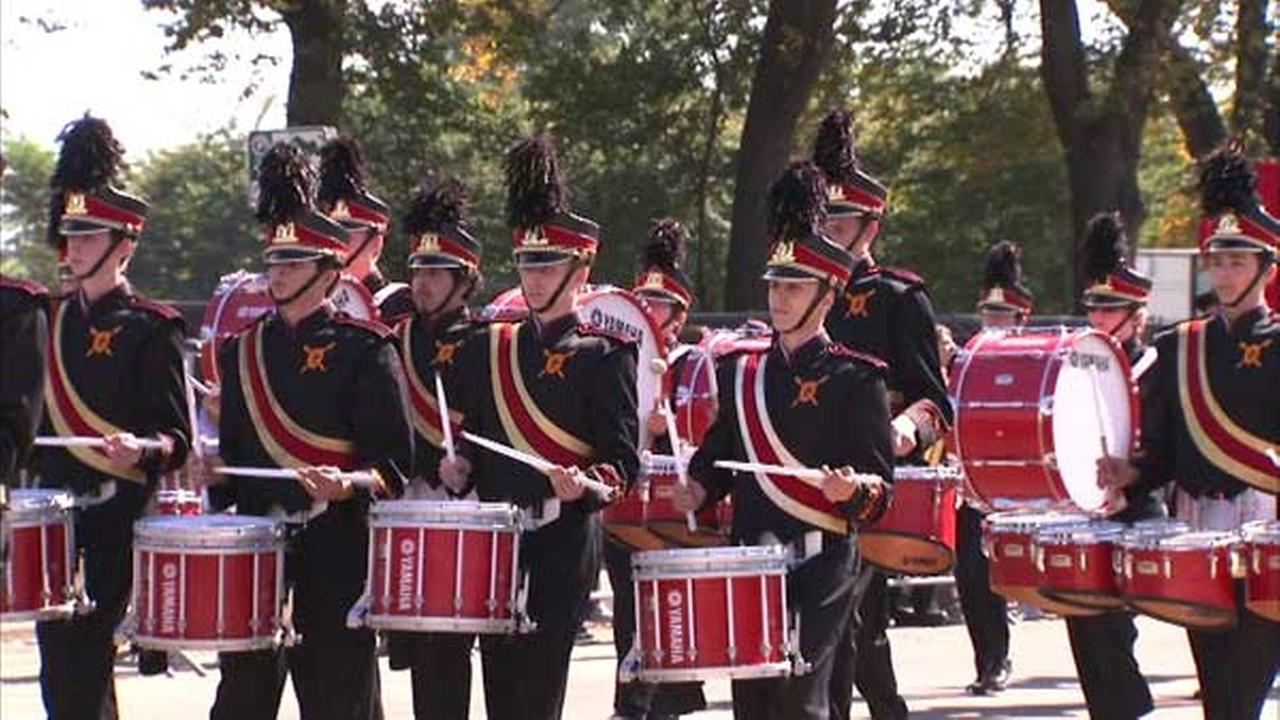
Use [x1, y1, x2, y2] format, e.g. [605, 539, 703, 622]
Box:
[255, 142, 314, 226]
[47, 114, 125, 246]
[317, 136, 366, 209]
[1198, 141, 1259, 217]
[643, 218, 685, 272]
[1083, 212, 1128, 281]
[766, 161, 828, 241]
[983, 240, 1023, 290]
[404, 175, 470, 236]
[812, 109, 859, 185]
[505, 134, 566, 230]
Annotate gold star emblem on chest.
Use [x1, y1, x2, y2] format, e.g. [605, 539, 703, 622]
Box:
[1237, 339, 1272, 369]
[540, 349, 578, 379]
[845, 288, 876, 318]
[791, 374, 829, 408]
[86, 325, 123, 357]
[433, 338, 464, 366]
[301, 342, 337, 373]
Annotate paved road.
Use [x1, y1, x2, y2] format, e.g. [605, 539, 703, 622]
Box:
[3, 613, 1276, 719]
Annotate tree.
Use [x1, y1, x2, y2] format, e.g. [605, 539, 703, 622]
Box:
[0, 136, 58, 282]
[143, 0, 348, 125]
[724, 0, 840, 310]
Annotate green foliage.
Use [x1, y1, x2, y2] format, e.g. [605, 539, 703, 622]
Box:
[1, 136, 58, 283]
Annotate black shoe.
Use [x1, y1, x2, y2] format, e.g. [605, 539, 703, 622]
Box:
[965, 661, 1011, 695]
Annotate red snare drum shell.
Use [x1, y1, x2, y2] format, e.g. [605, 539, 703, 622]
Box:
[983, 512, 1100, 617]
[1034, 522, 1125, 610]
[859, 468, 959, 576]
[1, 490, 74, 620]
[1121, 531, 1237, 630]
[1242, 521, 1280, 623]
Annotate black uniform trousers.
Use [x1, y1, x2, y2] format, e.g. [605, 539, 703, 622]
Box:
[479, 510, 601, 720]
[389, 631, 476, 720]
[734, 536, 859, 720]
[210, 509, 380, 720]
[1187, 585, 1280, 720]
[954, 503, 1010, 680]
[603, 537, 706, 718]
[36, 494, 140, 720]
[828, 566, 908, 720]
[1065, 611, 1153, 720]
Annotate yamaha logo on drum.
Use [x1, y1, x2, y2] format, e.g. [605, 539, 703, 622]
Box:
[397, 538, 417, 613]
[1067, 351, 1110, 372]
[588, 308, 643, 343]
[160, 561, 179, 635]
[665, 588, 686, 664]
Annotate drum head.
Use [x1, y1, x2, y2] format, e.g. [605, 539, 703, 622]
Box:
[578, 288, 667, 450]
[200, 271, 274, 383]
[1051, 331, 1134, 511]
[633, 544, 790, 578]
[1034, 520, 1126, 545]
[985, 510, 1091, 535]
[3, 489, 72, 520]
[135, 515, 281, 547]
[370, 499, 521, 528]
[330, 275, 379, 322]
[1242, 520, 1280, 544]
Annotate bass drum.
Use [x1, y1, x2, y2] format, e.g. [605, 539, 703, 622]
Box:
[199, 271, 274, 383]
[329, 274, 380, 323]
[671, 323, 772, 447]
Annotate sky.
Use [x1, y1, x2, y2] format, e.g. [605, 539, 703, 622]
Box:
[0, 0, 1120, 157]
[1, 0, 291, 156]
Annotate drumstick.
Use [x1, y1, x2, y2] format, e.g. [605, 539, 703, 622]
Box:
[214, 466, 379, 489]
[715, 460, 825, 482]
[662, 398, 697, 533]
[1085, 366, 1111, 459]
[35, 435, 164, 450]
[461, 431, 616, 501]
[434, 374, 457, 462]
[186, 373, 215, 396]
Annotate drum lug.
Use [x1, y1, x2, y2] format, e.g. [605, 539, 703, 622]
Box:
[1043, 453, 1058, 471]
[1039, 397, 1054, 415]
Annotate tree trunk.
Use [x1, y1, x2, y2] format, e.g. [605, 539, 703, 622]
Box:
[1161, 38, 1229, 159]
[723, 0, 838, 310]
[281, 0, 347, 127]
[1266, 43, 1280, 157]
[1040, 0, 1172, 295]
[692, 0, 728, 309]
[1231, 0, 1269, 141]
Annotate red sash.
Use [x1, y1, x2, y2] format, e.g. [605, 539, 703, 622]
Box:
[238, 321, 356, 469]
[733, 352, 848, 534]
[1177, 320, 1278, 493]
[43, 300, 147, 483]
[400, 320, 461, 449]
[488, 323, 592, 468]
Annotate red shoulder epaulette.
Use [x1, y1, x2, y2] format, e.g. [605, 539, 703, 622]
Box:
[129, 297, 184, 324]
[880, 266, 927, 288]
[577, 324, 637, 345]
[335, 314, 395, 339]
[829, 343, 889, 371]
[0, 276, 48, 299]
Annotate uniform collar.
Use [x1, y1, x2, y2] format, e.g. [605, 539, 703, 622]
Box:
[417, 305, 469, 334]
[76, 281, 132, 318]
[1213, 305, 1270, 337]
[272, 302, 334, 338]
[530, 311, 580, 345]
[773, 332, 830, 369]
[851, 255, 877, 281]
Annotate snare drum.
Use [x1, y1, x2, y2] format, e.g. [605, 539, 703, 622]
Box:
[859, 466, 960, 575]
[606, 454, 725, 551]
[152, 489, 204, 517]
[983, 510, 1100, 617]
[1242, 521, 1280, 622]
[1033, 521, 1126, 610]
[357, 501, 526, 634]
[630, 545, 793, 682]
[950, 327, 1136, 512]
[1120, 526, 1238, 630]
[1, 489, 76, 621]
[132, 515, 284, 652]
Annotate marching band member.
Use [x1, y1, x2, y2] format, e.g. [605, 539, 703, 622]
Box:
[207, 143, 411, 720]
[811, 108, 950, 720]
[386, 174, 488, 720]
[0, 273, 47, 490]
[1067, 212, 1162, 720]
[1101, 143, 1279, 720]
[35, 115, 191, 719]
[675, 160, 894, 720]
[953, 240, 1033, 695]
[438, 134, 639, 720]
[317, 136, 415, 324]
[604, 218, 707, 720]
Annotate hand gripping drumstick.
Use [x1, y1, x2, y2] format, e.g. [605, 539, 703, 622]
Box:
[35, 436, 165, 450]
[661, 398, 698, 533]
[434, 374, 457, 462]
[461, 431, 616, 501]
[715, 460, 825, 483]
[214, 466, 380, 489]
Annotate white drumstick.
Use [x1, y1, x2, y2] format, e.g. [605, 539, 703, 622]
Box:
[1086, 366, 1111, 459]
[715, 459, 825, 481]
[35, 435, 164, 450]
[434, 374, 457, 462]
[186, 373, 215, 396]
[461, 431, 616, 500]
[215, 466, 379, 489]
[662, 399, 697, 533]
